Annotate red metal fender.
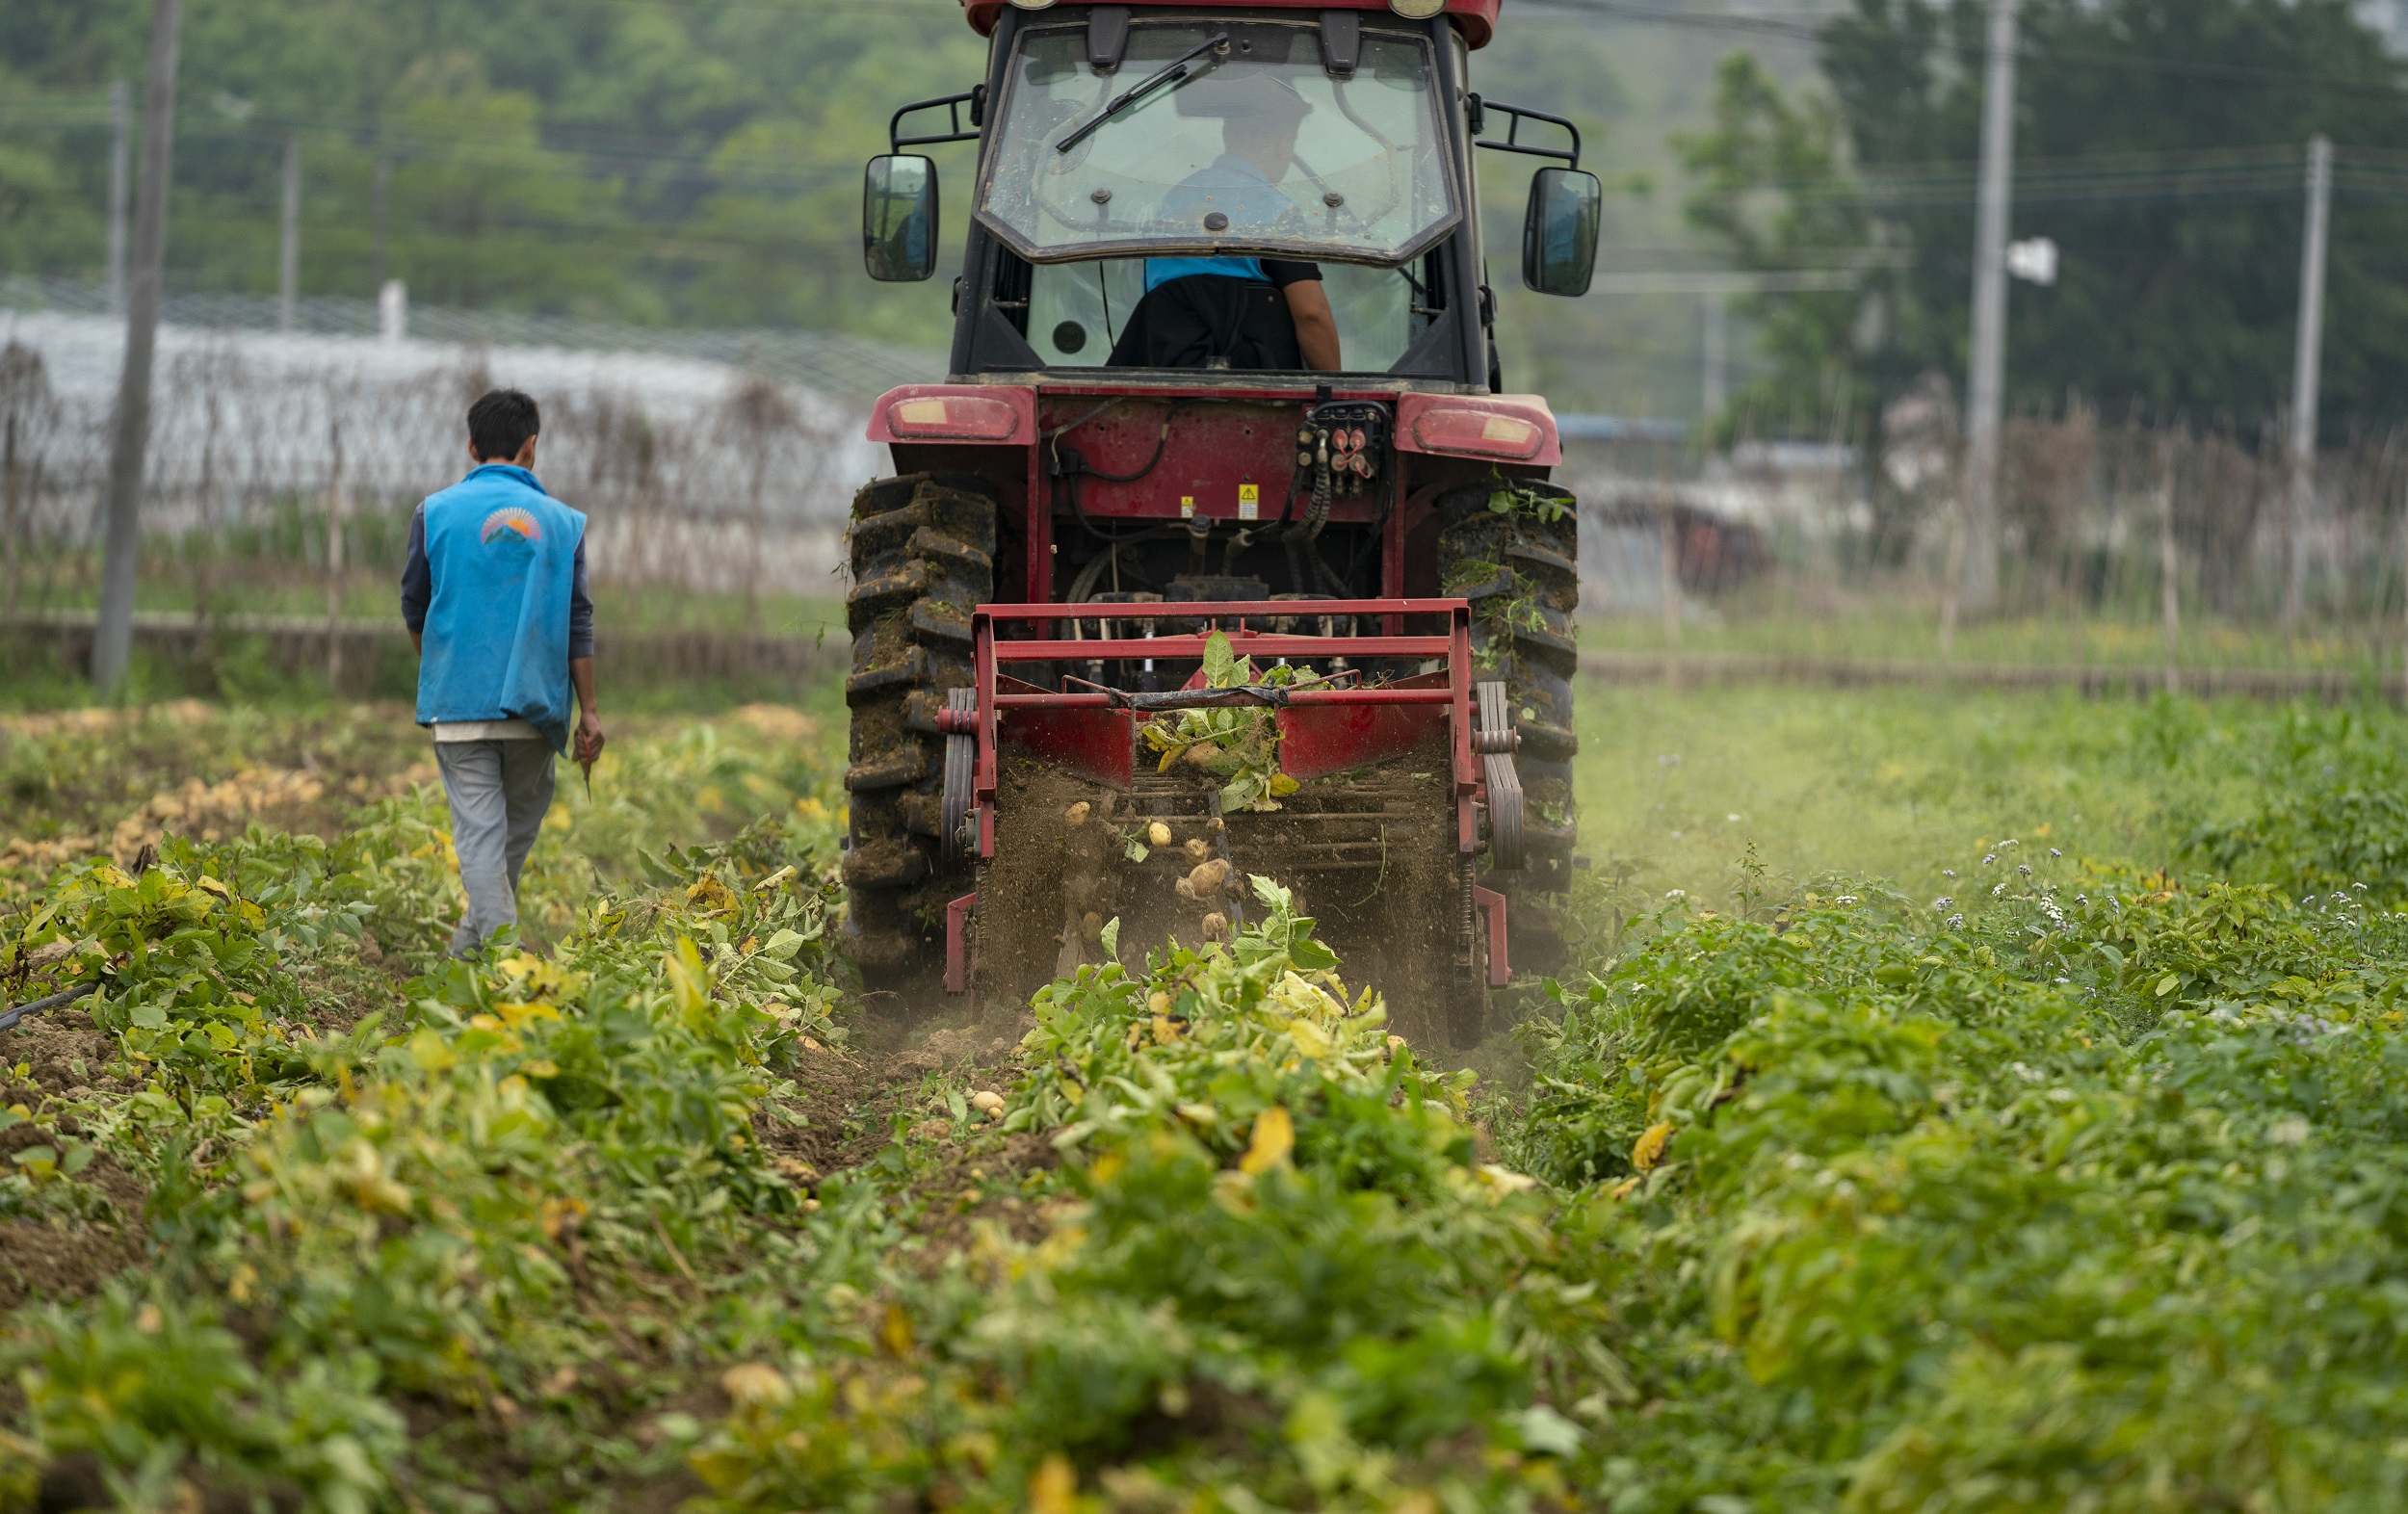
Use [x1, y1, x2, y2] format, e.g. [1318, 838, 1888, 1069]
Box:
[1276, 670, 1451, 782]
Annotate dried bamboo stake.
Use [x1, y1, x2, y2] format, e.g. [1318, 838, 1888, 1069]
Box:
[2396, 460, 2408, 707]
[1, 408, 18, 622]
[1659, 503, 1682, 692]
[2157, 434, 2181, 697]
[325, 416, 347, 688]
[1938, 479, 1967, 662]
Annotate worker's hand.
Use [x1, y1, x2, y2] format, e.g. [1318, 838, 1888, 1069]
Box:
[575, 713, 606, 768]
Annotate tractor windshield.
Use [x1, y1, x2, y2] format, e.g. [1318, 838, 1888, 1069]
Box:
[977, 18, 1458, 267]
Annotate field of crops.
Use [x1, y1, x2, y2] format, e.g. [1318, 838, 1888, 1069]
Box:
[2, 684, 2406, 1512]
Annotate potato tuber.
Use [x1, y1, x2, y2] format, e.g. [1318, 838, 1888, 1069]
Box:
[1188, 858, 1232, 895]
[1183, 838, 1211, 863]
[1201, 912, 1229, 941]
[1064, 801, 1091, 827]
[1147, 821, 1172, 848]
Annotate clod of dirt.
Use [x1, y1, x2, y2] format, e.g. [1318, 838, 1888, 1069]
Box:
[1, 1006, 119, 1098]
[1184, 838, 1211, 863]
[1202, 913, 1228, 941]
[0, 1121, 148, 1312]
[888, 1024, 1028, 1077]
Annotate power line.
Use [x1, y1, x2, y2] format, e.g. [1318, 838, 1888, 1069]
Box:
[1519, 0, 2408, 96]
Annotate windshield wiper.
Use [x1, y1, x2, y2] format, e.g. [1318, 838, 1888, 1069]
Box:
[1055, 32, 1228, 154]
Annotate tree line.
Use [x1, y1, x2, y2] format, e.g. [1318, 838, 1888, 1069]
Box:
[1684, 0, 2408, 451]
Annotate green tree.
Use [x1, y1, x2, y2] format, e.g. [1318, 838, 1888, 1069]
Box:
[0, 0, 979, 336]
[1681, 0, 2408, 440]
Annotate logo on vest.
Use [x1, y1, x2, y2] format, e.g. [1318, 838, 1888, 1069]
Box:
[480, 507, 542, 545]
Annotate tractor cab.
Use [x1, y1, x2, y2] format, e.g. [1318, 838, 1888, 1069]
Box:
[864, 1, 1600, 385]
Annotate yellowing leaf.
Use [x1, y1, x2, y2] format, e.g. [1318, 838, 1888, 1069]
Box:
[494, 999, 562, 1030]
[1287, 1017, 1333, 1060]
[720, 1363, 792, 1408]
[1240, 1106, 1295, 1175]
[1028, 1453, 1077, 1514]
[407, 1030, 458, 1074]
[878, 1301, 915, 1359]
[1632, 1121, 1675, 1172]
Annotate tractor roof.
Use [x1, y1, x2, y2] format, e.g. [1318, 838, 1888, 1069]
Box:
[959, 0, 1504, 50]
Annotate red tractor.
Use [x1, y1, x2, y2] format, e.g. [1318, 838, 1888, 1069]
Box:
[848, 0, 1596, 1041]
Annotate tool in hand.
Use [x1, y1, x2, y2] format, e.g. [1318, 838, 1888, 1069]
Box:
[575, 725, 602, 801]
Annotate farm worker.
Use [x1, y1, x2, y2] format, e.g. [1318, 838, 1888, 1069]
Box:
[399, 388, 604, 957]
[1108, 71, 1341, 372]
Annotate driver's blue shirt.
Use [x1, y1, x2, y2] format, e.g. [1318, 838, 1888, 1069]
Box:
[1146, 255, 1269, 290]
[1147, 154, 1297, 292]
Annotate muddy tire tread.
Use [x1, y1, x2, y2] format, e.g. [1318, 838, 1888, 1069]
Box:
[844, 474, 998, 986]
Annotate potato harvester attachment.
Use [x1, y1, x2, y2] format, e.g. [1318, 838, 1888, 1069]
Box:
[935, 597, 1519, 1044]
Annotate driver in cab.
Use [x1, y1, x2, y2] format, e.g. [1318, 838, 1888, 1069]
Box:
[1108, 72, 1343, 373]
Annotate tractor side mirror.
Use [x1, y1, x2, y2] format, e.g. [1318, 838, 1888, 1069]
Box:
[1522, 167, 1601, 298]
[863, 155, 939, 282]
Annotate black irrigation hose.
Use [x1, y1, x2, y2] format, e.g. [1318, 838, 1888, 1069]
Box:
[0, 980, 99, 1033]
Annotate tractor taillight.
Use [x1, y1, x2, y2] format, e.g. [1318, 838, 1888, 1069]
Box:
[1407, 405, 1546, 461]
[884, 395, 1023, 442]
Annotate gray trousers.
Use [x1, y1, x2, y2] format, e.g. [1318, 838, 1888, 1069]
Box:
[434, 740, 556, 956]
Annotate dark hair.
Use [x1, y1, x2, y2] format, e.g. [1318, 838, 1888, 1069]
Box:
[467, 389, 540, 461]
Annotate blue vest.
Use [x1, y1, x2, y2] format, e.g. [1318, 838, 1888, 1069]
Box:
[414, 465, 586, 753]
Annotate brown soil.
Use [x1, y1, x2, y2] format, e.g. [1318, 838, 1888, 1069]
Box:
[976, 760, 1128, 1013]
[974, 740, 1466, 1043]
[0, 1005, 123, 1100]
[0, 1119, 148, 1312]
[896, 1128, 1062, 1266]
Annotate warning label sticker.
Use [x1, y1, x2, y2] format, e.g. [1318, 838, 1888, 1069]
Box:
[1238, 483, 1260, 521]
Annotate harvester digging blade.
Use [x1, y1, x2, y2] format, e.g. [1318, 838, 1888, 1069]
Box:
[950, 599, 1501, 1046]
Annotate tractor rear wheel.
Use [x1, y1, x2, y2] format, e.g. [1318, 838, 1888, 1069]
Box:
[1436, 478, 1579, 978]
[842, 472, 998, 996]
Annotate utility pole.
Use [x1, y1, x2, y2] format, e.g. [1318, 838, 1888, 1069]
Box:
[277, 132, 300, 332]
[106, 81, 130, 314]
[92, 0, 183, 693]
[1700, 292, 1727, 418]
[370, 152, 390, 291]
[1960, 0, 2019, 615]
[2284, 134, 2333, 632]
[325, 417, 347, 688]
